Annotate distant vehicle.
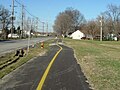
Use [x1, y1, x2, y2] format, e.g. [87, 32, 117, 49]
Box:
[8, 34, 19, 38]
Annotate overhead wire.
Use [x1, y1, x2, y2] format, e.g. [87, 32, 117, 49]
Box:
[14, 0, 51, 31]
[14, 0, 42, 22]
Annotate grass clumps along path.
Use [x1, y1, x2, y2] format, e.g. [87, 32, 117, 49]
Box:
[64, 39, 120, 90]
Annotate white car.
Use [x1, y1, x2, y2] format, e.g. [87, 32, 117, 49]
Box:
[8, 34, 19, 38]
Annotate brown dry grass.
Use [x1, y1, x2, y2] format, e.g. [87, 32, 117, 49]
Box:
[64, 39, 120, 90]
[0, 39, 54, 78]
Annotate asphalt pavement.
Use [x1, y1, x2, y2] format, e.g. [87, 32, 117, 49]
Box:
[0, 37, 53, 55]
[42, 45, 91, 90]
[0, 41, 91, 90]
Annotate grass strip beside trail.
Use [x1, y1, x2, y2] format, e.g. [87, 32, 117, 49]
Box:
[64, 39, 120, 90]
[0, 39, 54, 79]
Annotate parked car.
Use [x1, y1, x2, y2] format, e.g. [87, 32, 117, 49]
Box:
[8, 34, 19, 38]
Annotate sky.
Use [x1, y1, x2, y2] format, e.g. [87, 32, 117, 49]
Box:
[0, 0, 120, 31]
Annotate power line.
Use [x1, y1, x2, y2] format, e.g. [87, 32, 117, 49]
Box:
[14, 0, 37, 19]
[14, 0, 50, 25]
[14, 0, 51, 32]
[24, 8, 37, 18]
[15, 0, 48, 25]
[14, 0, 22, 6]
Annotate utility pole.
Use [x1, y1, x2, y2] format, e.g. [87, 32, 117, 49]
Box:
[27, 29, 30, 54]
[36, 17, 38, 36]
[21, 4, 24, 38]
[46, 22, 48, 35]
[42, 22, 44, 35]
[11, 0, 15, 37]
[27, 20, 31, 54]
[100, 16, 103, 41]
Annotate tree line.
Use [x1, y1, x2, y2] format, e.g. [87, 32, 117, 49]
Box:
[0, 5, 39, 39]
[53, 4, 120, 40]
[0, 5, 11, 39]
[53, 7, 86, 36]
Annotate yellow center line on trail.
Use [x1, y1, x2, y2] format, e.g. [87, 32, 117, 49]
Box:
[36, 44, 62, 90]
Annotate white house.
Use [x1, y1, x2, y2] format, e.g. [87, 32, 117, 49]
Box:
[70, 30, 85, 40]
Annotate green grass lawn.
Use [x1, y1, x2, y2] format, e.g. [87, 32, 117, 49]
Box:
[64, 39, 120, 90]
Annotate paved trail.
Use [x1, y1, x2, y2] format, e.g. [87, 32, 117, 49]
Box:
[0, 41, 91, 90]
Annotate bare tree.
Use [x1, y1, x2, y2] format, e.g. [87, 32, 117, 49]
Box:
[104, 4, 120, 34]
[53, 8, 86, 36]
[0, 5, 11, 39]
[82, 20, 99, 39]
[53, 12, 72, 35]
[65, 8, 86, 31]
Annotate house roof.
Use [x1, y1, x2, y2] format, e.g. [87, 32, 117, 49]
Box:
[70, 30, 85, 40]
[71, 30, 84, 35]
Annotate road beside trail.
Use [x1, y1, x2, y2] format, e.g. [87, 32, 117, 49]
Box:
[0, 40, 91, 90]
[0, 37, 53, 55]
[0, 44, 59, 90]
